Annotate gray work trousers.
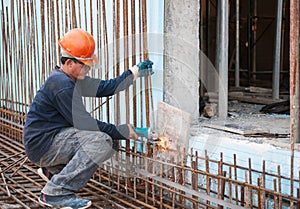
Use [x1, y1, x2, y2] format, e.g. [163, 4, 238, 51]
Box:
[37, 127, 115, 196]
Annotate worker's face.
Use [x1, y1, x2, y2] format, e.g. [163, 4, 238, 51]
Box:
[76, 62, 91, 80]
[66, 60, 91, 81]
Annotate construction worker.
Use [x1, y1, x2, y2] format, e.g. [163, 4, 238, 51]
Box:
[23, 28, 154, 209]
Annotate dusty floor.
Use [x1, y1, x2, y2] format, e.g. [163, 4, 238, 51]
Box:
[191, 101, 296, 151]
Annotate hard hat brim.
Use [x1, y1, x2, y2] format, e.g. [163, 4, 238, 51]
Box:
[61, 50, 98, 67]
[80, 54, 99, 67]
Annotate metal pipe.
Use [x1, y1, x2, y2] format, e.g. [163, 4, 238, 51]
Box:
[218, 0, 229, 119]
[247, 0, 252, 85]
[280, 0, 287, 83]
[235, 0, 240, 87]
[206, 0, 210, 59]
[252, 0, 257, 82]
[215, 0, 220, 72]
[272, 0, 283, 99]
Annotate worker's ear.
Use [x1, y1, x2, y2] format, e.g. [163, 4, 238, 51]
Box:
[65, 59, 75, 68]
[65, 59, 72, 65]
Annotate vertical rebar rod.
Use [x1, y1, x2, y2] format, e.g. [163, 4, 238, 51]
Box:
[257, 177, 262, 209]
[290, 0, 299, 207]
[229, 168, 233, 203]
[218, 152, 223, 204]
[10, 0, 15, 113]
[192, 151, 199, 208]
[205, 150, 210, 207]
[272, 0, 283, 100]
[138, 0, 144, 127]
[71, 0, 77, 28]
[248, 158, 253, 208]
[131, 0, 137, 127]
[142, 0, 150, 127]
[261, 160, 266, 209]
[124, 0, 129, 125]
[234, 154, 238, 205]
[273, 179, 278, 209]
[102, 0, 110, 122]
[277, 166, 282, 209]
[244, 172, 248, 207]
[124, 0, 132, 193]
[115, 0, 121, 125]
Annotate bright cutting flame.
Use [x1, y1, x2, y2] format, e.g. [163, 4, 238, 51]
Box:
[157, 136, 169, 150]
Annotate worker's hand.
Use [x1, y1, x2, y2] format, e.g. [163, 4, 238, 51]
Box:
[130, 58, 154, 81]
[137, 58, 154, 77]
[128, 124, 138, 139]
[112, 140, 120, 151]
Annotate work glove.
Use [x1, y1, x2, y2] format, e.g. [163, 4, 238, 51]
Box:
[130, 58, 154, 81]
[137, 58, 154, 77]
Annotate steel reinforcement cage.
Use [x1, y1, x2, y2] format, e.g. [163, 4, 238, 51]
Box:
[1, 0, 300, 208]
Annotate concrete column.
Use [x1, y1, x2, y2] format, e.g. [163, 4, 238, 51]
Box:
[164, 0, 200, 120]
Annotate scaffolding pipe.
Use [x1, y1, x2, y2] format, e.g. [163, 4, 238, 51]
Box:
[272, 0, 283, 100]
[252, 0, 257, 82]
[235, 0, 240, 87]
[206, 0, 210, 60]
[218, 0, 229, 119]
[247, 0, 252, 85]
[215, 1, 220, 72]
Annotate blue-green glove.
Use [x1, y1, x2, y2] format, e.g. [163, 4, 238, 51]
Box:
[137, 58, 154, 77]
[130, 58, 154, 81]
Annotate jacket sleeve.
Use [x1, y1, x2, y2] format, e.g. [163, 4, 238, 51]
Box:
[96, 121, 130, 140]
[55, 86, 130, 140]
[78, 70, 134, 97]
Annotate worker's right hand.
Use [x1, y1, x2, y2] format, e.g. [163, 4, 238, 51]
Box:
[128, 124, 138, 139]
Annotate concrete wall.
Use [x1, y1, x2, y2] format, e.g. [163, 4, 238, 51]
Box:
[163, 0, 200, 120]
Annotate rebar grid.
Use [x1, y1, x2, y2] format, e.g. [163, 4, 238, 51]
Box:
[0, 110, 300, 208]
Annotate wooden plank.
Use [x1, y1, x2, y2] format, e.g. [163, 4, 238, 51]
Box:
[229, 95, 285, 105]
[248, 86, 272, 93]
[203, 123, 270, 135]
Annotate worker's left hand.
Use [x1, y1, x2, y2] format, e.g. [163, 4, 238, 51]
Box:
[137, 58, 154, 77]
[130, 58, 154, 81]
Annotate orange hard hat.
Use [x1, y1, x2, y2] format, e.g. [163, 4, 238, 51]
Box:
[59, 28, 99, 66]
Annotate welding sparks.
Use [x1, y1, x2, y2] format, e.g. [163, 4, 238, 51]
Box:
[156, 135, 170, 150]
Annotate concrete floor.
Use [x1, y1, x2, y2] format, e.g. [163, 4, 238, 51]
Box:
[188, 101, 299, 196]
